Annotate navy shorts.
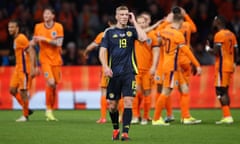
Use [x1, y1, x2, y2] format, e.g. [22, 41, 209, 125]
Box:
[107, 73, 136, 100]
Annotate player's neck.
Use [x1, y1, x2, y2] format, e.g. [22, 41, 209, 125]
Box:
[116, 23, 127, 29]
[44, 21, 54, 28]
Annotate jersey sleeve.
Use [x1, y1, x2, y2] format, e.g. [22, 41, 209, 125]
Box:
[94, 32, 103, 45]
[56, 23, 64, 38]
[149, 31, 159, 48]
[214, 32, 224, 44]
[16, 34, 29, 50]
[176, 32, 185, 46]
[100, 30, 109, 49]
[184, 14, 197, 33]
[33, 24, 40, 37]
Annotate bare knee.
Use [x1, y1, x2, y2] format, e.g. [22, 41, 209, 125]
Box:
[108, 100, 118, 112]
[47, 79, 56, 88]
[123, 97, 134, 108]
[9, 88, 17, 96]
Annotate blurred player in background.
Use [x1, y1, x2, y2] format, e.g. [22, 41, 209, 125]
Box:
[84, 16, 116, 124]
[31, 6, 64, 121]
[8, 19, 37, 122]
[152, 8, 202, 126]
[99, 6, 147, 141]
[131, 14, 159, 125]
[206, 15, 238, 124]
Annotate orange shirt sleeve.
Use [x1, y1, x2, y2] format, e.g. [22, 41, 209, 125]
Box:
[94, 32, 104, 45]
[180, 45, 200, 67]
[184, 14, 197, 33]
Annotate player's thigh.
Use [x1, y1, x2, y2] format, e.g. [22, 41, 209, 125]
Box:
[142, 72, 153, 91]
[10, 71, 19, 89]
[52, 66, 62, 84]
[107, 76, 121, 100]
[41, 64, 54, 83]
[121, 73, 136, 97]
[215, 71, 232, 87]
[180, 63, 191, 84]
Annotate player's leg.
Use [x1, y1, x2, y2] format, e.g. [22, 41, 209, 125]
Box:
[42, 64, 58, 121]
[215, 72, 233, 124]
[120, 73, 136, 141]
[96, 74, 108, 123]
[179, 71, 201, 124]
[131, 74, 142, 124]
[141, 72, 152, 125]
[107, 76, 121, 140]
[152, 71, 175, 126]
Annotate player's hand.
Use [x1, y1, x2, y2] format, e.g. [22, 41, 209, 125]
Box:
[165, 12, 173, 22]
[191, 64, 197, 76]
[33, 36, 47, 42]
[83, 50, 89, 59]
[128, 12, 135, 24]
[196, 66, 202, 75]
[149, 66, 156, 76]
[103, 66, 113, 77]
[205, 40, 211, 52]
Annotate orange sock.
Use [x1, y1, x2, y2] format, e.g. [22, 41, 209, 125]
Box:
[155, 93, 160, 107]
[166, 95, 172, 117]
[153, 94, 167, 121]
[132, 92, 142, 118]
[15, 93, 24, 106]
[180, 93, 191, 118]
[100, 95, 107, 118]
[143, 95, 151, 119]
[222, 105, 231, 117]
[23, 99, 29, 117]
[46, 86, 54, 110]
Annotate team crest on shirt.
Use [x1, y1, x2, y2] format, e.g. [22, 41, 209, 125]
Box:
[126, 31, 132, 37]
[44, 72, 49, 78]
[146, 38, 152, 45]
[175, 80, 179, 86]
[109, 93, 114, 99]
[112, 34, 118, 38]
[51, 31, 57, 38]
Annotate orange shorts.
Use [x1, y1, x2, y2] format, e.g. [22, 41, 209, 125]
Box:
[41, 64, 62, 84]
[135, 70, 153, 90]
[100, 70, 109, 88]
[10, 70, 32, 90]
[180, 62, 191, 84]
[215, 71, 233, 87]
[155, 69, 164, 85]
[163, 71, 186, 88]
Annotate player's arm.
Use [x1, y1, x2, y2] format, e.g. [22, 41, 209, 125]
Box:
[33, 36, 63, 47]
[144, 19, 163, 33]
[150, 46, 160, 75]
[181, 45, 201, 75]
[129, 12, 147, 42]
[180, 7, 197, 33]
[26, 45, 39, 78]
[84, 42, 99, 58]
[99, 47, 112, 77]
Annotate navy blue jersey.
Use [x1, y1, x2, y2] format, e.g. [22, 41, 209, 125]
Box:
[101, 26, 138, 77]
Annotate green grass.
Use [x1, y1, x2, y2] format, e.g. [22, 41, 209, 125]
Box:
[0, 109, 239, 144]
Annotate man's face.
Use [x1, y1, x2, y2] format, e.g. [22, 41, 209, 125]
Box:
[43, 9, 54, 22]
[137, 17, 147, 29]
[8, 22, 18, 36]
[141, 14, 151, 26]
[116, 10, 129, 25]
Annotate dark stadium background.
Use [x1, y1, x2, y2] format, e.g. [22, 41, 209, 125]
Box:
[0, 0, 239, 66]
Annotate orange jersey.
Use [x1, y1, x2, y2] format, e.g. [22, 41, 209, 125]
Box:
[214, 29, 237, 72]
[34, 22, 64, 66]
[135, 30, 159, 70]
[178, 14, 197, 65]
[14, 33, 30, 73]
[160, 27, 185, 72]
[94, 32, 104, 45]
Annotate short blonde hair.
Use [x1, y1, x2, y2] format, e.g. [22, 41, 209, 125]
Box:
[116, 5, 129, 14]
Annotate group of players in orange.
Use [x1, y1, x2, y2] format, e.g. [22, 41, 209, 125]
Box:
[9, 6, 63, 122]
[84, 6, 238, 125]
[9, 5, 238, 126]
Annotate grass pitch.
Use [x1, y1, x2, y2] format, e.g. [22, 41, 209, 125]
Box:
[0, 109, 239, 144]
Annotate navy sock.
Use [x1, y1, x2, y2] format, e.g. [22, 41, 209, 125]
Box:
[122, 108, 132, 133]
[109, 111, 119, 130]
